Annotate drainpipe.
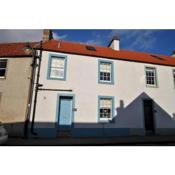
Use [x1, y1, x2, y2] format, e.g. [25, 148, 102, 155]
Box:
[30, 41, 43, 135]
[24, 41, 43, 138]
[24, 50, 37, 138]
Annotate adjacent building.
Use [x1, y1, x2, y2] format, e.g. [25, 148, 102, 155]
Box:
[0, 42, 34, 136]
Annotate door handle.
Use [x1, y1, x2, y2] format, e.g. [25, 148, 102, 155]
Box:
[72, 108, 77, 111]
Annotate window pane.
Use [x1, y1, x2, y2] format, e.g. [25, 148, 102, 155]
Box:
[100, 62, 112, 82]
[100, 63, 111, 73]
[50, 68, 64, 78]
[99, 98, 112, 120]
[51, 58, 64, 68]
[0, 69, 6, 77]
[0, 60, 7, 69]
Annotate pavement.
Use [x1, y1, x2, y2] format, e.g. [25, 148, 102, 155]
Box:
[3, 135, 175, 146]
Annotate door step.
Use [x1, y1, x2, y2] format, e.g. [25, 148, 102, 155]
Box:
[57, 130, 71, 137]
[146, 130, 155, 136]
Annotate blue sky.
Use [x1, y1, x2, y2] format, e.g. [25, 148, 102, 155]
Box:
[0, 29, 174, 56]
[53, 29, 175, 56]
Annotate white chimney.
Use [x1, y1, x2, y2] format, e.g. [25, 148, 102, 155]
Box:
[172, 51, 175, 57]
[108, 36, 120, 51]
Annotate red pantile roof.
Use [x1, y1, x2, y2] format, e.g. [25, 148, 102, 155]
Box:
[0, 42, 38, 57]
[0, 39, 175, 67]
[42, 39, 175, 67]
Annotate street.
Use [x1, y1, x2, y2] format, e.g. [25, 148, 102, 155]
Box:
[4, 135, 175, 146]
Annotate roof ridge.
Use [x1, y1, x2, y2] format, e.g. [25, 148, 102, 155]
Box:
[51, 39, 171, 58]
[0, 41, 39, 45]
[51, 39, 110, 49]
[120, 49, 171, 58]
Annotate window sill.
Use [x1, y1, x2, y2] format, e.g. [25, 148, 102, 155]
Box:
[146, 84, 158, 88]
[47, 77, 66, 81]
[0, 77, 5, 80]
[99, 119, 112, 123]
[98, 81, 114, 85]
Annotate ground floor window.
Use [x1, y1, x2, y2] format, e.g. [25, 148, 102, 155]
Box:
[98, 96, 114, 122]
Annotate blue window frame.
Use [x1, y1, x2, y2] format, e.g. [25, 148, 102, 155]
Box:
[47, 54, 67, 80]
[98, 59, 114, 84]
[98, 96, 115, 123]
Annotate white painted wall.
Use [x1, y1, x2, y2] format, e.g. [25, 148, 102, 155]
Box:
[30, 50, 175, 134]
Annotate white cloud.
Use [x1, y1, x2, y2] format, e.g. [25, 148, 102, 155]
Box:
[0, 30, 43, 43]
[84, 39, 103, 46]
[129, 30, 157, 50]
[53, 32, 68, 40]
[0, 29, 157, 51]
[83, 30, 157, 50]
[83, 32, 105, 46]
[110, 29, 157, 50]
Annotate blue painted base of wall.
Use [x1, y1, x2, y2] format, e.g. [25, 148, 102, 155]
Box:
[28, 124, 175, 138]
[155, 128, 175, 135]
[28, 127, 145, 138]
[72, 128, 131, 137]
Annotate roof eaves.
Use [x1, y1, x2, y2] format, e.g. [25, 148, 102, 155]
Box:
[39, 48, 175, 67]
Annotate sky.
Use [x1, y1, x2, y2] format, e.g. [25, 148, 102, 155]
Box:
[0, 29, 175, 56]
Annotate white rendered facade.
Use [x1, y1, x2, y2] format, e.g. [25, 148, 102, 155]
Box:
[29, 50, 175, 137]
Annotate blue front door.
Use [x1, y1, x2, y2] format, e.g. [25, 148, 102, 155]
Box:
[58, 96, 73, 128]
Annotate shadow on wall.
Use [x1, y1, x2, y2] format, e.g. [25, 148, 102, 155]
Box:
[2, 121, 57, 138]
[1, 92, 175, 138]
[114, 92, 175, 135]
[3, 122, 25, 137]
[73, 92, 175, 137]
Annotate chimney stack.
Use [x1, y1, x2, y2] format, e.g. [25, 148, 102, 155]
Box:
[108, 36, 120, 51]
[43, 29, 53, 42]
[172, 50, 175, 57]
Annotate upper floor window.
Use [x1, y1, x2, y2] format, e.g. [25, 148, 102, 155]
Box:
[0, 59, 7, 79]
[98, 96, 114, 122]
[145, 67, 158, 87]
[47, 54, 67, 80]
[173, 70, 175, 88]
[98, 60, 114, 84]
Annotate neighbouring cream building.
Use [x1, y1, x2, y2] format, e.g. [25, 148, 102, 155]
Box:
[1, 30, 175, 138]
[0, 43, 34, 136]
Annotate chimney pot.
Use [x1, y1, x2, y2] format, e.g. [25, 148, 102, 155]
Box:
[172, 50, 175, 57]
[43, 29, 53, 42]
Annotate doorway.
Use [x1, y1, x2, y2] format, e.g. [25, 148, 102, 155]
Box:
[143, 99, 155, 135]
[58, 96, 73, 129]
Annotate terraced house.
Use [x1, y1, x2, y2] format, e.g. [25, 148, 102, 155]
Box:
[1, 29, 175, 138]
[0, 42, 35, 136]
